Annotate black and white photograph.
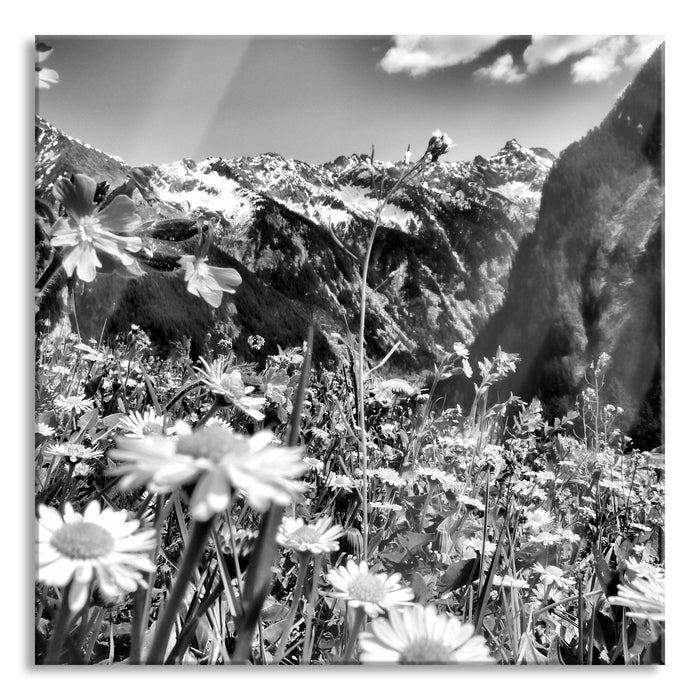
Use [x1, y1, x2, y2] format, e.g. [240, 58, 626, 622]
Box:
[31, 27, 665, 668]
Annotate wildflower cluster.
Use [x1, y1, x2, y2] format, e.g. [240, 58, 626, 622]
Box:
[34, 124, 663, 666]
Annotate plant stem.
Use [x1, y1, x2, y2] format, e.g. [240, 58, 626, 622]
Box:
[272, 553, 309, 664]
[357, 218, 380, 559]
[145, 516, 215, 664]
[44, 582, 74, 664]
[342, 609, 365, 664]
[302, 555, 321, 664]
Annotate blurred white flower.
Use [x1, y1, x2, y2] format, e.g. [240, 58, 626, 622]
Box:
[608, 573, 665, 622]
[49, 174, 142, 283]
[110, 425, 308, 519]
[35, 41, 59, 89]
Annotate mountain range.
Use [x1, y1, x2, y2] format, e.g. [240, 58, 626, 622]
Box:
[35, 116, 553, 371]
[34, 45, 663, 448]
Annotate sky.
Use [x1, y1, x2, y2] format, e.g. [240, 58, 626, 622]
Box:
[35, 35, 663, 166]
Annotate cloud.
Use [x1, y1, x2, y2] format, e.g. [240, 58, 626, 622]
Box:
[622, 35, 665, 69]
[523, 35, 606, 73]
[473, 53, 526, 83]
[570, 35, 663, 83]
[379, 35, 507, 77]
[379, 35, 664, 85]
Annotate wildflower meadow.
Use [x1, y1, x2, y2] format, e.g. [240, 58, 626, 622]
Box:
[33, 39, 665, 666]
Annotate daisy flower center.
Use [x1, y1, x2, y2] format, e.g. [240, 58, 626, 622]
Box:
[289, 525, 321, 545]
[399, 637, 455, 664]
[346, 574, 386, 603]
[142, 421, 163, 436]
[219, 374, 245, 398]
[50, 521, 115, 559]
[177, 426, 238, 462]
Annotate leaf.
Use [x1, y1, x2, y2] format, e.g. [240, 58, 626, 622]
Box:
[78, 408, 99, 431]
[437, 555, 481, 594]
[410, 572, 430, 605]
[379, 549, 408, 564]
[102, 413, 126, 429]
[592, 544, 620, 597]
[262, 619, 288, 646]
[517, 632, 548, 665]
[547, 636, 564, 664]
[397, 531, 433, 553]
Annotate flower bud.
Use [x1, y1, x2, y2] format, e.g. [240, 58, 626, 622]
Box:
[426, 130, 455, 162]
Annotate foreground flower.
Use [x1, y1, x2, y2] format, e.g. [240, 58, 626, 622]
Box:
[178, 254, 242, 308]
[36, 501, 155, 611]
[326, 559, 413, 618]
[277, 515, 343, 555]
[609, 573, 665, 622]
[110, 425, 308, 519]
[49, 174, 143, 282]
[359, 605, 493, 664]
[196, 357, 266, 420]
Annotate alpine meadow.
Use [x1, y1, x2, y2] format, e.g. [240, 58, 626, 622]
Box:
[33, 36, 664, 666]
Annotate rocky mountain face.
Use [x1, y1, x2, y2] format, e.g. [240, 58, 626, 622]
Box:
[35, 118, 553, 372]
[456, 46, 664, 449]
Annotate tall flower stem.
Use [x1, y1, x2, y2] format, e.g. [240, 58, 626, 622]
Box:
[233, 327, 314, 664]
[342, 608, 365, 664]
[196, 397, 225, 428]
[357, 161, 420, 558]
[301, 554, 321, 664]
[145, 516, 215, 664]
[272, 553, 310, 664]
[44, 582, 74, 664]
[357, 218, 380, 559]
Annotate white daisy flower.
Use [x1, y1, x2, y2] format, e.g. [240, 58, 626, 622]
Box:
[369, 502, 402, 513]
[110, 425, 308, 520]
[529, 531, 562, 546]
[327, 473, 358, 493]
[608, 574, 665, 622]
[277, 516, 343, 555]
[372, 467, 407, 488]
[493, 574, 529, 590]
[36, 501, 155, 611]
[35, 422, 56, 437]
[359, 604, 493, 664]
[54, 394, 93, 415]
[524, 507, 554, 534]
[326, 559, 413, 618]
[118, 407, 175, 439]
[533, 563, 574, 589]
[457, 495, 485, 511]
[44, 442, 103, 467]
[195, 357, 266, 420]
[415, 466, 458, 489]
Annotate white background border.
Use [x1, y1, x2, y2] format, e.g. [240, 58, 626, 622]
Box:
[7, 0, 694, 692]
